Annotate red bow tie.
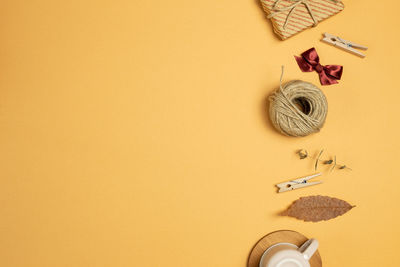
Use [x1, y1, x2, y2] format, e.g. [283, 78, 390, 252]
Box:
[295, 47, 343, 86]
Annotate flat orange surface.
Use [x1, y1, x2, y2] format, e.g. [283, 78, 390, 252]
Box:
[0, 0, 399, 266]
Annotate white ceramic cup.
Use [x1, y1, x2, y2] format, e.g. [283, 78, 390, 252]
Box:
[259, 239, 319, 267]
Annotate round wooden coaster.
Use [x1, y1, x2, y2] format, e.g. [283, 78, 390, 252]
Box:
[247, 230, 322, 267]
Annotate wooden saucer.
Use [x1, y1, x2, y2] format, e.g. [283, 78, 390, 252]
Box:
[247, 230, 322, 267]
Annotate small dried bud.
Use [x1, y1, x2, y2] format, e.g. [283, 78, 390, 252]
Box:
[297, 149, 308, 159]
[324, 159, 333, 165]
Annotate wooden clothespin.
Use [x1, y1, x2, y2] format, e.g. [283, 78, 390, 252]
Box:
[276, 173, 322, 193]
[321, 33, 368, 58]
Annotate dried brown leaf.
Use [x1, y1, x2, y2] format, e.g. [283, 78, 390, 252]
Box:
[281, 195, 355, 222]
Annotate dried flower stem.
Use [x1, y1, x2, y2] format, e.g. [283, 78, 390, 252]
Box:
[296, 149, 351, 172]
[330, 155, 337, 172]
[315, 149, 324, 171]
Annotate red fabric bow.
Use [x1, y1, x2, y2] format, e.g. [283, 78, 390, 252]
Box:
[295, 47, 343, 85]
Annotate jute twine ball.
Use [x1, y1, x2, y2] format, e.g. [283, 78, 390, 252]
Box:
[269, 80, 328, 137]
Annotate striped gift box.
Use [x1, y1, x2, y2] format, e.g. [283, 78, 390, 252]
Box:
[260, 0, 344, 40]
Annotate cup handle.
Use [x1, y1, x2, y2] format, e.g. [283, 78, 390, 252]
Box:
[298, 239, 319, 261]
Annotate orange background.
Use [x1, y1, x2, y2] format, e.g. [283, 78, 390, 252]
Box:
[1, 0, 399, 266]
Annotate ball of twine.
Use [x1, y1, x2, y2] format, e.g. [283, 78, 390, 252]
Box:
[269, 68, 328, 137]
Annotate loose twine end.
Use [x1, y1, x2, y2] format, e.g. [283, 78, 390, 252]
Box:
[280, 65, 285, 89]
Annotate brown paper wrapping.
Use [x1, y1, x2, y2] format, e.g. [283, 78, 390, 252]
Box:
[260, 0, 344, 40]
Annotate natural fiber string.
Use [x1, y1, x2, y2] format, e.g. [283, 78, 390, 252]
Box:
[269, 66, 328, 137]
[267, 0, 338, 29]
